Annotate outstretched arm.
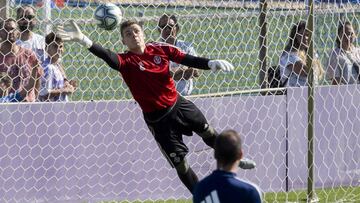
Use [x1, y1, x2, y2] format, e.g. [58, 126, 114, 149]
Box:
[56, 21, 120, 71]
[180, 54, 234, 72]
[180, 55, 210, 70]
[88, 44, 120, 71]
[171, 66, 199, 81]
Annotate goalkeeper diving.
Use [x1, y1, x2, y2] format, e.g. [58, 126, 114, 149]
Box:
[56, 20, 256, 193]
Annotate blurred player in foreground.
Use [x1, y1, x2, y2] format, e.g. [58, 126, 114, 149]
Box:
[193, 129, 262, 203]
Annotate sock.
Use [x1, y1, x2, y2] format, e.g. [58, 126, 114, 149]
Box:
[177, 167, 199, 194]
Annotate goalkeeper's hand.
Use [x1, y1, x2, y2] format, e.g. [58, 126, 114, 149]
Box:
[56, 20, 93, 48]
[208, 60, 234, 72]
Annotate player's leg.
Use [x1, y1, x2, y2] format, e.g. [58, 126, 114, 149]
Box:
[197, 124, 217, 148]
[155, 132, 199, 193]
[144, 113, 199, 193]
[175, 158, 198, 193]
[175, 96, 256, 169]
[173, 96, 217, 147]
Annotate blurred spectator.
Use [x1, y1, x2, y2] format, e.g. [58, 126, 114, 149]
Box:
[16, 5, 45, 63]
[0, 63, 41, 103]
[326, 21, 360, 85]
[193, 129, 262, 203]
[39, 32, 76, 102]
[279, 21, 324, 87]
[158, 14, 199, 96]
[0, 18, 43, 102]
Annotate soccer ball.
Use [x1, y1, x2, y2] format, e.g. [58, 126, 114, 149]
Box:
[94, 3, 122, 30]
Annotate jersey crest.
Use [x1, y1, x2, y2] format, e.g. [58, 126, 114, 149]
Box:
[153, 55, 162, 64]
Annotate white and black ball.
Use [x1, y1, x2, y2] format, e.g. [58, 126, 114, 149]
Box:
[94, 3, 122, 30]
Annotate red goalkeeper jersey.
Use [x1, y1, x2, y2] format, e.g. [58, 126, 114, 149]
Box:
[117, 42, 186, 113]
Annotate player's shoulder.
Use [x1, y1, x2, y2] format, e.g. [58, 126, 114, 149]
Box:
[147, 41, 166, 46]
[30, 33, 46, 47]
[175, 40, 194, 49]
[120, 50, 131, 55]
[198, 170, 222, 187]
[147, 41, 180, 50]
[234, 177, 262, 196]
[193, 173, 214, 195]
[43, 60, 57, 72]
[120, 50, 140, 60]
[33, 33, 45, 40]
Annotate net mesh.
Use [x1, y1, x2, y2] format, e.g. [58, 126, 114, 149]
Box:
[0, 0, 359, 202]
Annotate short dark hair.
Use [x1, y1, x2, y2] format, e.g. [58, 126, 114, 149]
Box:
[45, 32, 62, 45]
[336, 21, 353, 48]
[214, 130, 243, 165]
[0, 18, 17, 29]
[120, 20, 142, 37]
[285, 20, 307, 52]
[158, 14, 180, 32]
[16, 5, 35, 17]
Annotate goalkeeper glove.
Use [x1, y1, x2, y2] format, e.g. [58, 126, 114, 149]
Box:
[208, 60, 234, 72]
[56, 20, 93, 48]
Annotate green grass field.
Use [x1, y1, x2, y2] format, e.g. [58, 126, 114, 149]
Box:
[98, 186, 360, 202]
[265, 186, 360, 202]
[9, 4, 359, 101]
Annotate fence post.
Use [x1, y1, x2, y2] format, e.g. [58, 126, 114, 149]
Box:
[259, 0, 268, 89]
[306, 0, 318, 202]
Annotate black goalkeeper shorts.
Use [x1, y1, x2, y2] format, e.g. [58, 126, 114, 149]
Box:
[143, 95, 208, 168]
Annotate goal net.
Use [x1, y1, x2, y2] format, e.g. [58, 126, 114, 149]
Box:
[0, 0, 360, 202]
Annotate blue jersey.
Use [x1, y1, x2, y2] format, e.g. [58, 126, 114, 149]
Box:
[193, 170, 262, 203]
[0, 91, 23, 103]
[39, 57, 68, 102]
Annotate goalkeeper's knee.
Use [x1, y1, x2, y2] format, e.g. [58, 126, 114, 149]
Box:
[175, 159, 190, 174]
[197, 124, 218, 148]
[198, 124, 218, 138]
